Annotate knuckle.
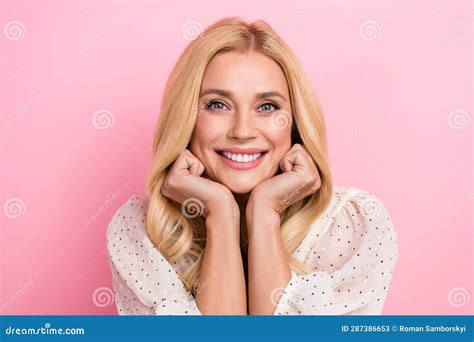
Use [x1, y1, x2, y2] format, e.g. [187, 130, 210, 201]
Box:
[164, 173, 177, 190]
[161, 183, 169, 196]
[307, 173, 319, 187]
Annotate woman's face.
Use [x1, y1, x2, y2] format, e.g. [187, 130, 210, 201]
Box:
[190, 51, 293, 194]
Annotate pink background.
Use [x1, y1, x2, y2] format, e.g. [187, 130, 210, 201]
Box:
[1, 0, 472, 315]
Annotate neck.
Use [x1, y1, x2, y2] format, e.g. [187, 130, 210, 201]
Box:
[233, 192, 251, 256]
[233, 192, 250, 215]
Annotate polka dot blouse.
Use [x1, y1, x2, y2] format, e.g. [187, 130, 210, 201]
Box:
[106, 185, 399, 315]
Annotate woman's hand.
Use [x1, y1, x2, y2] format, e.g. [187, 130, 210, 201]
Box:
[245, 144, 320, 314]
[161, 149, 239, 220]
[247, 144, 321, 218]
[163, 150, 246, 314]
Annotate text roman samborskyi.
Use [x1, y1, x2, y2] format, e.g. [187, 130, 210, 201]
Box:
[399, 325, 466, 333]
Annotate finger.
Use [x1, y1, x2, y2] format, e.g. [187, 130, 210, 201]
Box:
[186, 155, 203, 176]
[278, 145, 297, 171]
[292, 143, 303, 151]
[185, 150, 205, 176]
[280, 148, 305, 172]
[173, 150, 202, 176]
[196, 162, 205, 176]
[280, 154, 294, 172]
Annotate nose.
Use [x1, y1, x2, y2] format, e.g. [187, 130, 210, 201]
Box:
[228, 110, 258, 141]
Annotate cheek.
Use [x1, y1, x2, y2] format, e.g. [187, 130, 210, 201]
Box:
[190, 116, 227, 151]
[265, 127, 292, 153]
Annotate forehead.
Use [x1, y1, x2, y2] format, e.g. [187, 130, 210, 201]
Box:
[201, 51, 289, 97]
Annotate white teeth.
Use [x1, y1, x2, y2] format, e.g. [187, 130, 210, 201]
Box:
[221, 152, 262, 163]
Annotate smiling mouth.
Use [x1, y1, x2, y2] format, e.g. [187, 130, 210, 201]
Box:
[217, 151, 266, 163]
[214, 149, 268, 170]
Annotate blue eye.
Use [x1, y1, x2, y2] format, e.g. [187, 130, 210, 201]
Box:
[203, 100, 280, 113]
[258, 102, 280, 112]
[204, 100, 228, 111]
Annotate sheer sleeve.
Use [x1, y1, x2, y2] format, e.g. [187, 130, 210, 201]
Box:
[273, 190, 399, 315]
[106, 196, 202, 315]
[108, 257, 155, 315]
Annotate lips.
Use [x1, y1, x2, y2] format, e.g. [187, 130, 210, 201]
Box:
[214, 148, 268, 170]
[215, 148, 268, 154]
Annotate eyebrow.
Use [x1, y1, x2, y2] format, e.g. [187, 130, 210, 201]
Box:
[199, 88, 288, 102]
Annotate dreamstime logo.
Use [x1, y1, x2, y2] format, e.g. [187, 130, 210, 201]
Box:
[84, 189, 123, 228]
[195, 277, 211, 295]
[3, 198, 26, 219]
[262, 36, 278, 50]
[270, 285, 307, 310]
[0, 100, 33, 136]
[173, 105, 203, 139]
[92, 109, 115, 130]
[0, 277, 34, 313]
[359, 20, 381, 41]
[441, 15, 474, 48]
[261, 188, 301, 228]
[360, 197, 382, 219]
[82, 13, 120, 55]
[448, 109, 470, 130]
[270, 109, 292, 130]
[448, 287, 470, 308]
[4, 20, 26, 40]
[351, 105, 387, 140]
[438, 192, 474, 229]
[181, 21, 203, 41]
[181, 198, 204, 218]
[92, 287, 115, 307]
[4, 321, 85, 335]
[270, 286, 285, 306]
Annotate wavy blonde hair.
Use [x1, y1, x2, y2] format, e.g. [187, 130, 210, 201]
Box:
[145, 17, 333, 295]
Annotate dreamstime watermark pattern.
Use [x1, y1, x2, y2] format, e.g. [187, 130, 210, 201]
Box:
[437, 192, 473, 229]
[270, 109, 292, 130]
[448, 287, 470, 308]
[173, 104, 204, 139]
[181, 197, 204, 218]
[181, 20, 203, 41]
[262, 36, 278, 50]
[270, 286, 286, 306]
[3, 198, 26, 219]
[270, 285, 306, 310]
[448, 109, 470, 130]
[3, 20, 25, 40]
[359, 20, 381, 41]
[0, 100, 33, 136]
[351, 105, 387, 140]
[92, 286, 115, 308]
[81, 13, 120, 55]
[441, 15, 474, 49]
[83, 189, 123, 228]
[195, 277, 211, 295]
[360, 197, 383, 220]
[261, 188, 301, 228]
[0, 277, 34, 313]
[92, 109, 115, 130]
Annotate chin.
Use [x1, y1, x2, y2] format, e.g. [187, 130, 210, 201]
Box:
[220, 179, 260, 194]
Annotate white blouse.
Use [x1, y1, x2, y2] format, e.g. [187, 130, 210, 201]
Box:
[106, 185, 399, 315]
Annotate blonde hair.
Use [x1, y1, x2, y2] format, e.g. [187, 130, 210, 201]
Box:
[145, 17, 333, 295]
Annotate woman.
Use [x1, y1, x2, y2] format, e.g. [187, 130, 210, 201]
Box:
[106, 17, 398, 315]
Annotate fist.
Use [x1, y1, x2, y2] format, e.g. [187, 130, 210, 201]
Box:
[161, 149, 236, 218]
[249, 144, 321, 215]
